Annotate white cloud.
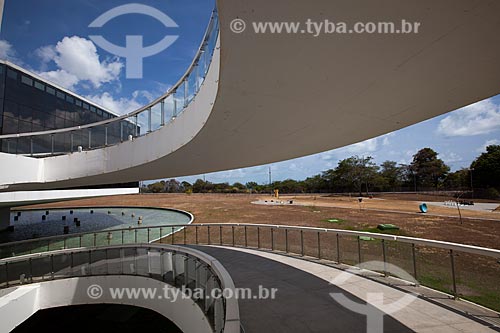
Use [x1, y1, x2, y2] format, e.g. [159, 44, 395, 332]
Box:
[85, 92, 142, 115]
[38, 70, 79, 90]
[343, 137, 379, 154]
[437, 99, 500, 137]
[36, 36, 123, 90]
[0, 40, 16, 61]
[476, 139, 500, 153]
[440, 151, 462, 164]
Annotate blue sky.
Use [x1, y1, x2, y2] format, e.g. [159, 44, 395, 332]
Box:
[1, 0, 499, 185]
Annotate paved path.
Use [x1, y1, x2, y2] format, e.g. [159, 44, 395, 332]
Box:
[190, 245, 498, 333]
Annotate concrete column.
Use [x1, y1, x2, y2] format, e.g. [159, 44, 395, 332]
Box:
[0, 207, 11, 231]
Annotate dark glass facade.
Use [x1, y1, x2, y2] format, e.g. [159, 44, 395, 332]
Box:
[0, 62, 137, 154]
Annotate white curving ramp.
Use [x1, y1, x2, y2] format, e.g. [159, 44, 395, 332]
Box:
[3, 0, 500, 190]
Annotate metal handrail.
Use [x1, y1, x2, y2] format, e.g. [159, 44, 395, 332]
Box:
[1, 223, 499, 259]
[0, 8, 219, 140]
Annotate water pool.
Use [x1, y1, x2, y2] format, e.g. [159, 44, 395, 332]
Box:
[0, 207, 192, 245]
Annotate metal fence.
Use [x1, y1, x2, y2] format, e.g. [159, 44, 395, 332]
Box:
[1, 223, 499, 312]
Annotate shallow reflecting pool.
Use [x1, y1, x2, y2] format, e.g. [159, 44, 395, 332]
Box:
[1, 207, 192, 245]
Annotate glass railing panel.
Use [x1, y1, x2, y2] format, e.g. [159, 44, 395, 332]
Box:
[52, 253, 72, 278]
[31, 255, 54, 281]
[384, 240, 414, 278]
[106, 121, 122, 146]
[338, 234, 359, 266]
[359, 237, 384, 264]
[135, 247, 149, 276]
[53, 132, 70, 153]
[455, 252, 500, 312]
[151, 103, 162, 131]
[106, 248, 123, 275]
[318, 232, 338, 262]
[90, 249, 108, 275]
[164, 94, 175, 123]
[0, 263, 7, 287]
[121, 247, 136, 275]
[32, 135, 51, 155]
[137, 110, 149, 136]
[416, 245, 454, 296]
[302, 229, 321, 257]
[136, 227, 149, 243]
[286, 228, 302, 254]
[6, 259, 30, 285]
[174, 82, 186, 117]
[173, 253, 186, 286]
[17, 136, 31, 155]
[72, 250, 91, 276]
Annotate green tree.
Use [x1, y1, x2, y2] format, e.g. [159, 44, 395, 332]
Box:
[410, 148, 449, 189]
[378, 161, 404, 191]
[334, 156, 379, 195]
[471, 145, 500, 191]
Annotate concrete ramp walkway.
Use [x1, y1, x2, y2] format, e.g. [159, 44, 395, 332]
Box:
[190, 246, 498, 333]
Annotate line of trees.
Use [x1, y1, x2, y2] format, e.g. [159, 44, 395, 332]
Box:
[142, 145, 500, 199]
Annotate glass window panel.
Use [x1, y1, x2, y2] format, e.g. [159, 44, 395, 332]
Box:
[34, 81, 45, 91]
[83, 102, 89, 110]
[56, 91, 65, 99]
[21, 75, 33, 86]
[7, 68, 17, 80]
[75, 99, 82, 107]
[90, 106, 96, 113]
[46, 86, 55, 95]
[66, 95, 74, 103]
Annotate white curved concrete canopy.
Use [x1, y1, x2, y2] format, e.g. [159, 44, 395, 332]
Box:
[3, 0, 500, 190]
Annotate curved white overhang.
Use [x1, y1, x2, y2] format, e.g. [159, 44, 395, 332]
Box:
[3, 0, 500, 190]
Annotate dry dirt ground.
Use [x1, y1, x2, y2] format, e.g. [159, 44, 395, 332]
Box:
[25, 193, 500, 250]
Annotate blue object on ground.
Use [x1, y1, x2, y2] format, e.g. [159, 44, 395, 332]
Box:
[419, 203, 428, 213]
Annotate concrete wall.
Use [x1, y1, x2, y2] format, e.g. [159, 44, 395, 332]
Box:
[0, 276, 213, 333]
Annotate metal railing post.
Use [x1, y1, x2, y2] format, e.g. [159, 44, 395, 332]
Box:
[450, 249, 458, 299]
[300, 230, 304, 256]
[160, 100, 165, 126]
[244, 226, 247, 247]
[104, 126, 108, 146]
[51, 134, 55, 155]
[173, 95, 178, 118]
[147, 228, 150, 243]
[271, 228, 274, 251]
[184, 79, 188, 107]
[134, 115, 138, 137]
[30, 137, 33, 156]
[88, 128, 92, 149]
[208, 225, 211, 245]
[219, 225, 222, 245]
[159, 228, 163, 244]
[257, 227, 260, 248]
[171, 227, 175, 244]
[285, 229, 288, 253]
[147, 108, 152, 133]
[120, 121, 124, 142]
[412, 243, 418, 283]
[232, 226, 235, 247]
[382, 239, 388, 276]
[336, 233, 341, 263]
[195, 226, 199, 244]
[184, 227, 187, 245]
[317, 231, 321, 259]
[357, 236, 362, 264]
